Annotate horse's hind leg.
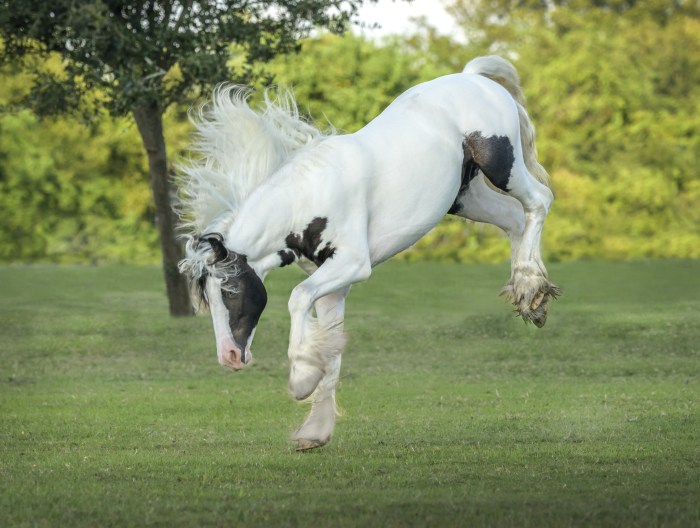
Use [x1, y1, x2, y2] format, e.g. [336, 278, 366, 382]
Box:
[450, 172, 524, 272]
[291, 287, 348, 451]
[505, 166, 561, 326]
[463, 133, 560, 326]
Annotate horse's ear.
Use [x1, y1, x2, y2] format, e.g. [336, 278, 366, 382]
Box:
[201, 232, 228, 262]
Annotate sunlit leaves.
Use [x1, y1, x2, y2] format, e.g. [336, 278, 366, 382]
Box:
[0, 0, 373, 116]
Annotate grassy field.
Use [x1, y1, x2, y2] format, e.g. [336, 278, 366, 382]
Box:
[1, 260, 698, 527]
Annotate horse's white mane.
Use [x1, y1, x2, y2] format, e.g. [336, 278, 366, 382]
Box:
[177, 85, 330, 237]
[177, 85, 331, 296]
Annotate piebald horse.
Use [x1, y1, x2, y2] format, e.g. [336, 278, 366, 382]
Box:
[178, 56, 560, 450]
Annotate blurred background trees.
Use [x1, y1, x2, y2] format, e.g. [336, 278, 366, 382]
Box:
[442, 0, 700, 261]
[0, 0, 373, 314]
[1, 0, 698, 273]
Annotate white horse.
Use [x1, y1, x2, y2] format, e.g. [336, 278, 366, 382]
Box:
[178, 56, 560, 450]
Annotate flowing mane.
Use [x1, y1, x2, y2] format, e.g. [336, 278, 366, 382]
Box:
[177, 85, 331, 237]
[177, 86, 332, 300]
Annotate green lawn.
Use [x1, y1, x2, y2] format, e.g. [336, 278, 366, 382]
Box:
[1, 260, 698, 527]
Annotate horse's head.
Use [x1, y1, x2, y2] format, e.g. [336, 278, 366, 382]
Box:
[180, 233, 267, 371]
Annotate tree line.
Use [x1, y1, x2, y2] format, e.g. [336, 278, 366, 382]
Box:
[1, 0, 698, 280]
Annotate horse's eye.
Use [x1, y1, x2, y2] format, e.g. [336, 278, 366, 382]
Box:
[223, 290, 235, 298]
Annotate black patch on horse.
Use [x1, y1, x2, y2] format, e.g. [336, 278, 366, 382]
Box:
[278, 249, 297, 267]
[449, 132, 515, 215]
[448, 139, 481, 215]
[279, 217, 336, 266]
[464, 132, 515, 192]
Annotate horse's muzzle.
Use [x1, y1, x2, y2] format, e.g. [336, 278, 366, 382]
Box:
[217, 337, 251, 371]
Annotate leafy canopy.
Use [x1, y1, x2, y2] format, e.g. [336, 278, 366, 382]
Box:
[2, 1, 699, 263]
[0, 0, 365, 115]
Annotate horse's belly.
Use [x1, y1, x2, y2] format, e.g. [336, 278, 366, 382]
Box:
[365, 140, 463, 265]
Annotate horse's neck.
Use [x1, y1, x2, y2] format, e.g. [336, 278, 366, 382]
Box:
[223, 138, 351, 263]
[222, 179, 299, 262]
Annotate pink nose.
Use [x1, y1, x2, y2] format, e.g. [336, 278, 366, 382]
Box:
[217, 338, 248, 370]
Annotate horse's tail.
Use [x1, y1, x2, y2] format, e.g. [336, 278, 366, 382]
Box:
[463, 56, 550, 187]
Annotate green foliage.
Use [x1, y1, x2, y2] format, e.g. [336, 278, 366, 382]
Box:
[0, 62, 192, 263]
[413, 0, 700, 262]
[264, 33, 450, 132]
[1, 261, 699, 525]
[0, 0, 369, 116]
[0, 108, 154, 262]
[1, 1, 699, 263]
[513, 5, 700, 260]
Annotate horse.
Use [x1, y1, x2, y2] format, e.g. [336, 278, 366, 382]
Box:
[178, 55, 560, 451]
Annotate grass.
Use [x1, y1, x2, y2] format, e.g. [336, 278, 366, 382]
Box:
[1, 260, 698, 527]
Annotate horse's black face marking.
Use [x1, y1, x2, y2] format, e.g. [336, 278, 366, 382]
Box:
[202, 232, 228, 262]
[221, 253, 268, 353]
[280, 217, 336, 266]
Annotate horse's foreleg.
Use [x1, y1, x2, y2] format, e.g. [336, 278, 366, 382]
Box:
[293, 355, 342, 451]
[292, 288, 349, 450]
[287, 253, 370, 402]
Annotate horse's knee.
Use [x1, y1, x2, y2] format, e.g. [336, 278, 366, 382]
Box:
[516, 174, 553, 216]
[538, 184, 554, 213]
[288, 285, 313, 316]
[289, 360, 325, 400]
[288, 318, 347, 400]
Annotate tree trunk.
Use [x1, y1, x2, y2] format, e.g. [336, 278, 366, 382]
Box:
[132, 101, 193, 317]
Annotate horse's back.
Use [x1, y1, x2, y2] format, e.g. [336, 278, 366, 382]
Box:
[360, 73, 518, 142]
[353, 73, 520, 263]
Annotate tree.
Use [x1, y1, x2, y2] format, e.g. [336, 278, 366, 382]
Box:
[0, 0, 374, 315]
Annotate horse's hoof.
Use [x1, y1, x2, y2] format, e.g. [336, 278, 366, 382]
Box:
[504, 272, 561, 327]
[526, 283, 561, 326]
[530, 291, 545, 311]
[531, 300, 549, 328]
[295, 437, 328, 451]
